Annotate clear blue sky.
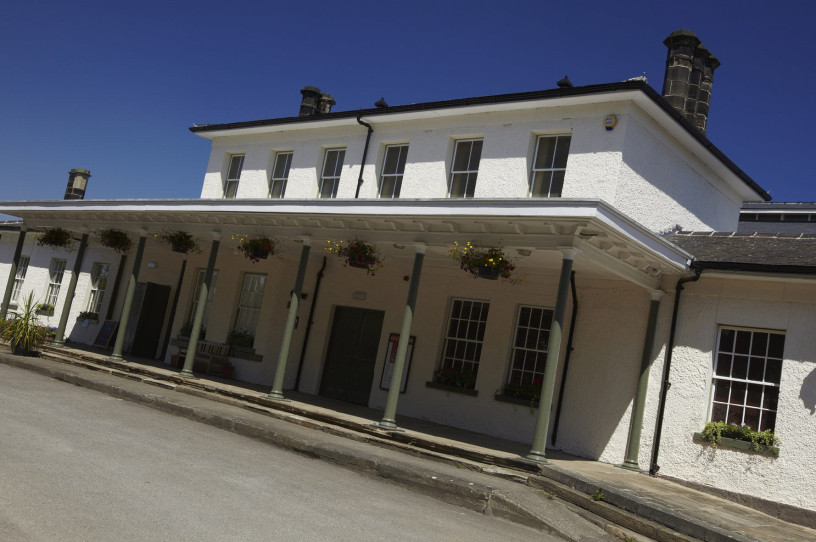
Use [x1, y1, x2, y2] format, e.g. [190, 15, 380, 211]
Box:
[1, 1, 813, 203]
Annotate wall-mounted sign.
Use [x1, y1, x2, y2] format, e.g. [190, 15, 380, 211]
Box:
[379, 333, 416, 393]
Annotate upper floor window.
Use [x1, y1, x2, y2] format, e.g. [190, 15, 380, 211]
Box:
[269, 152, 293, 198]
[224, 154, 244, 199]
[710, 327, 784, 432]
[85, 262, 110, 314]
[449, 139, 483, 198]
[530, 135, 570, 197]
[379, 144, 408, 198]
[318, 148, 345, 198]
[10, 255, 30, 302]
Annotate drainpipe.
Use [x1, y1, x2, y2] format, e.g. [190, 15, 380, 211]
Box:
[551, 271, 577, 446]
[354, 115, 373, 198]
[294, 256, 327, 390]
[649, 264, 702, 475]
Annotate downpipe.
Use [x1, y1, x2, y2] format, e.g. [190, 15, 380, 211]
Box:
[551, 271, 577, 446]
[354, 116, 373, 198]
[649, 265, 701, 475]
[294, 256, 327, 390]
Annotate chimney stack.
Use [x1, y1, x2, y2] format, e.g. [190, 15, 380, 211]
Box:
[661, 30, 720, 135]
[299, 86, 335, 117]
[64, 168, 91, 200]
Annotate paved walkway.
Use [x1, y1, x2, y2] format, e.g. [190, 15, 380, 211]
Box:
[4, 344, 816, 542]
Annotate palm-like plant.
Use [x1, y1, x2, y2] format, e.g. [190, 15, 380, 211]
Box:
[2, 293, 47, 355]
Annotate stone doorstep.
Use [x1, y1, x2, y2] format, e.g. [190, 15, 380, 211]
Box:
[24, 347, 816, 542]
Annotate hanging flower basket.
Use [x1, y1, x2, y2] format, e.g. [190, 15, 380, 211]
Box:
[156, 231, 200, 254]
[448, 242, 517, 283]
[325, 240, 383, 276]
[37, 227, 72, 249]
[99, 229, 132, 254]
[233, 235, 278, 263]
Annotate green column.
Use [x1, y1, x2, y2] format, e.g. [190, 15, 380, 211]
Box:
[268, 239, 311, 400]
[53, 233, 89, 347]
[180, 237, 219, 378]
[379, 244, 425, 429]
[622, 292, 663, 470]
[110, 235, 147, 361]
[0, 229, 27, 320]
[527, 248, 577, 463]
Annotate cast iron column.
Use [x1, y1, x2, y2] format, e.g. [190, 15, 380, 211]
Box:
[527, 248, 577, 463]
[622, 291, 663, 470]
[110, 235, 147, 361]
[0, 228, 27, 320]
[53, 233, 89, 346]
[379, 244, 425, 429]
[180, 237, 220, 378]
[268, 239, 312, 399]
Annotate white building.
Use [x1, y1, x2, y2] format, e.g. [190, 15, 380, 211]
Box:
[1, 30, 813, 522]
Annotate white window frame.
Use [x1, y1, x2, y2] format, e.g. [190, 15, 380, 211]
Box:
[709, 326, 784, 432]
[438, 298, 490, 384]
[233, 273, 266, 339]
[85, 262, 111, 314]
[224, 154, 245, 199]
[318, 148, 345, 198]
[530, 134, 571, 197]
[10, 255, 30, 302]
[45, 258, 67, 307]
[448, 139, 483, 198]
[269, 151, 293, 198]
[378, 144, 409, 198]
[506, 305, 554, 388]
[188, 268, 219, 330]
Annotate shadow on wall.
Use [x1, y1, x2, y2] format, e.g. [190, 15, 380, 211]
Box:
[800, 368, 816, 415]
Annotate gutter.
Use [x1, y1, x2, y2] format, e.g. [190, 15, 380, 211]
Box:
[649, 265, 702, 475]
[354, 116, 373, 198]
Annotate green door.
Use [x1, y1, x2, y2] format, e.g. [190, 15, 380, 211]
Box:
[320, 307, 384, 405]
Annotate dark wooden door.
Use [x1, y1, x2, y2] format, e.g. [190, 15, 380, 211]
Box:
[320, 307, 384, 405]
[130, 282, 171, 358]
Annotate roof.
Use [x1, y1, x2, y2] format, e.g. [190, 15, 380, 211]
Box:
[668, 231, 816, 273]
[189, 81, 770, 201]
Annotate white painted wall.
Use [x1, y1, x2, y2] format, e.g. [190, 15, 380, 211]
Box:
[198, 101, 749, 235]
[656, 275, 816, 512]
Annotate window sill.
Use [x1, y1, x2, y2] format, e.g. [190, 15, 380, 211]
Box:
[494, 393, 539, 408]
[692, 433, 779, 457]
[425, 381, 478, 396]
[229, 346, 263, 362]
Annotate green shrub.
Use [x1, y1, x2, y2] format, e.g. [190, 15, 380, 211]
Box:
[700, 421, 780, 457]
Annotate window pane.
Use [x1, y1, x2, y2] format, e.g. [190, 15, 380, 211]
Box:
[227, 155, 244, 180]
[549, 171, 565, 197]
[224, 180, 238, 199]
[765, 358, 782, 384]
[330, 150, 345, 176]
[768, 334, 785, 358]
[383, 146, 401, 175]
[748, 357, 765, 381]
[270, 181, 285, 198]
[535, 137, 556, 169]
[732, 355, 748, 379]
[730, 381, 746, 404]
[763, 386, 779, 410]
[719, 328, 735, 352]
[745, 384, 763, 408]
[715, 353, 732, 376]
[450, 173, 468, 197]
[744, 408, 760, 430]
[453, 141, 472, 171]
[734, 331, 751, 354]
[464, 173, 477, 198]
[711, 402, 727, 422]
[553, 136, 571, 168]
[467, 140, 483, 170]
[712, 380, 729, 402]
[750, 333, 768, 356]
[531, 171, 552, 197]
[272, 152, 292, 179]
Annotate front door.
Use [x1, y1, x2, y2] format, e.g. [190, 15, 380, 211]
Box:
[320, 307, 384, 405]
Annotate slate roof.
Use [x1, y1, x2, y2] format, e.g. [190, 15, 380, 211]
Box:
[668, 232, 816, 273]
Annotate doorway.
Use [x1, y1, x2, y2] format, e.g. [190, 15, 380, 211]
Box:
[320, 306, 384, 405]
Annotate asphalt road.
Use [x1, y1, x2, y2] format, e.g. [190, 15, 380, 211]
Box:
[0, 364, 558, 541]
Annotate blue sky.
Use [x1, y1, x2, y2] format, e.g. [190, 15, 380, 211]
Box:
[1, 1, 813, 203]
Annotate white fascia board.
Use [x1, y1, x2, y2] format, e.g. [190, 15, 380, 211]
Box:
[699, 270, 816, 283]
[192, 92, 643, 140]
[0, 197, 692, 270]
[630, 94, 762, 203]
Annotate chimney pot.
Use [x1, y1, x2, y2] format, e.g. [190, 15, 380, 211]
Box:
[318, 93, 335, 114]
[299, 86, 322, 117]
[64, 168, 91, 200]
[662, 29, 719, 135]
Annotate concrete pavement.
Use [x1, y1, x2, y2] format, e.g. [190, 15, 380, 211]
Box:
[2, 344, 815, 542]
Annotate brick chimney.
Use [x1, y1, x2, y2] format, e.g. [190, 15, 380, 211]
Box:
[661, 30, 720, 135]
[64, 168, 91, 200]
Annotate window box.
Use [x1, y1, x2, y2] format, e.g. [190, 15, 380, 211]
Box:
[425, 380, 478, 396]
[77, 311, 99, 323]
[494, 393, 539, 407]
[229, 345, 263, 362]
[36, 304, 55, 316]
[692, 432, 779, 458]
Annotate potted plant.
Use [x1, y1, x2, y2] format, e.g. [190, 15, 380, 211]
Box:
[234, 234, 277, 263]
[156, 231, 200, 254]
[77, 311, 99, 322]
[99, 229, 132, 254]
[36, 303, 55, 316]
[325, 240, 383, 275]
[1, 293, 47, 355]
[37, 227, 72, 249]
[448, 242, 517, 282]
